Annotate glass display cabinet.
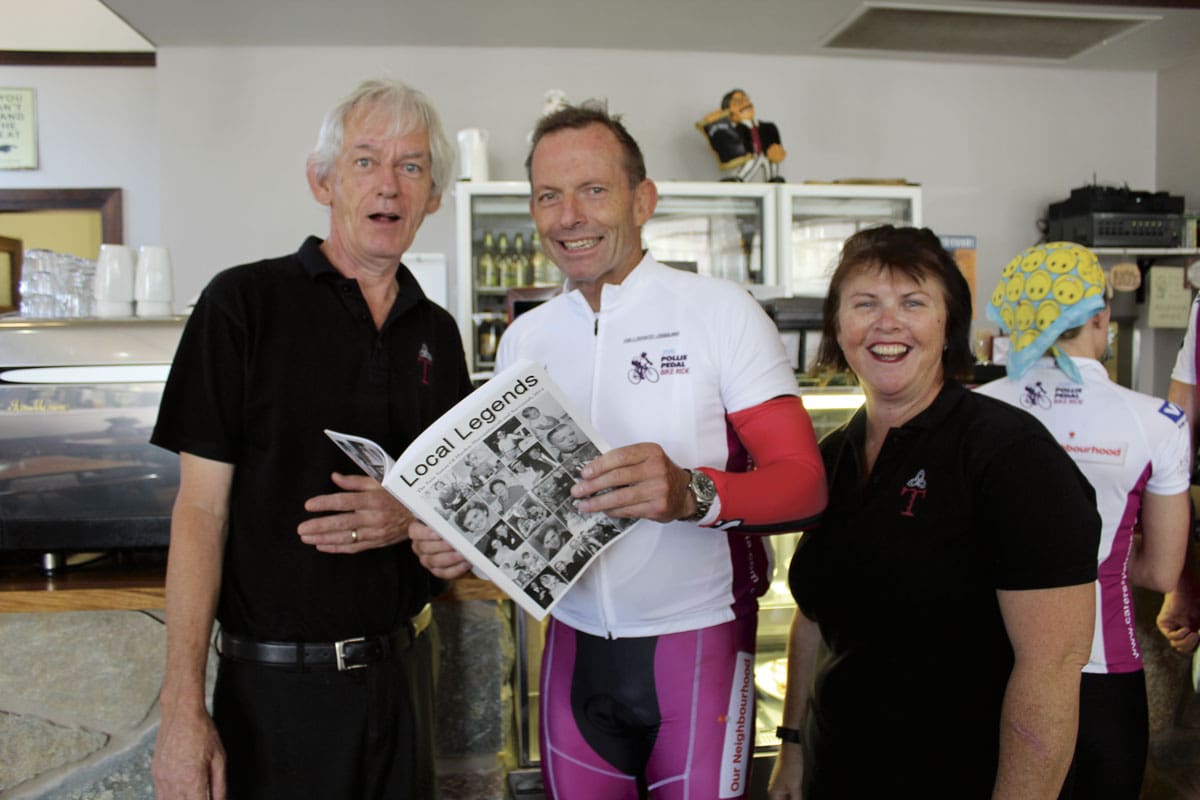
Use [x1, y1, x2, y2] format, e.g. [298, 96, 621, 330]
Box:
[778, 183, 922, 298]
[0, 317, 184, 572]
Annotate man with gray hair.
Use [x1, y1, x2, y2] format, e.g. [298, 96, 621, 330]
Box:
[150, 78, 470, 799]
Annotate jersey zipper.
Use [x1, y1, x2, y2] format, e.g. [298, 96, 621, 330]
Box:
[588, 308, 616, 637]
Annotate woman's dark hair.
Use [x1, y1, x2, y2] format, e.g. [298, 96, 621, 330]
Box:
[454, 501, 489, 529]
[815, 225, 974, 382]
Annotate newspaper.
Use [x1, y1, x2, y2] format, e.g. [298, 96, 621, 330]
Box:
[325, 359, 639, 620]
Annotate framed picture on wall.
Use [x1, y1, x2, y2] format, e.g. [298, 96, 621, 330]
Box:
[0, 89, 38, 170]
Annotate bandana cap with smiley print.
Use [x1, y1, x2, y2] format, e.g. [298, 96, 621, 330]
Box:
[986, 241, 1107, 383]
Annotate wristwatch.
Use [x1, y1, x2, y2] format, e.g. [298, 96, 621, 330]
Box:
[683, 468, 717, 521]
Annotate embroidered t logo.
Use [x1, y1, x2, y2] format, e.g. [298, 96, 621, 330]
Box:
[417, 343, 433, 385]
[900, 469, 927, 518]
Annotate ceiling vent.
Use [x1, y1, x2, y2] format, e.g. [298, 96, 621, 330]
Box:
[824, 3, 1155, 60]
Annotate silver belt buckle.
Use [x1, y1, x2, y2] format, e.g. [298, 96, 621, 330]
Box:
[334, 636, 368, 671]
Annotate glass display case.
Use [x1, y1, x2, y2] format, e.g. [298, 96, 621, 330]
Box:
[639, 181, 777, 290]
[507, 384, 864, 768]
[0, 317, 184, 570]
[454, 182, 539, 379]
[779, 183, 922, 298]
[455, 181, 777, 378]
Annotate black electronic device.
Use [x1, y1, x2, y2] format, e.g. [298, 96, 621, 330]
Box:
[1049, 185, 1185, 219]
[1047, 213, 1183, 248]
[1046, 185, 1186, 248]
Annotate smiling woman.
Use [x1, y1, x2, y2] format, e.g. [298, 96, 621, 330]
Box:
[770, 225, 1102, 799]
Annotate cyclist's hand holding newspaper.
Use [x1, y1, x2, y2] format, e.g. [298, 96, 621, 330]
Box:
[572, 442, 695, 523]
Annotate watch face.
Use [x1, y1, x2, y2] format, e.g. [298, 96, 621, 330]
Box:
[690, 469, 717, 503]
[683, 469, 717, 521]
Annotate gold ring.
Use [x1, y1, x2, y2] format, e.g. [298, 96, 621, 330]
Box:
[350, 528, 359, 544]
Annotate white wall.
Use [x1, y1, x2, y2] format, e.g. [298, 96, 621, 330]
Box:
[154, 46, 1156, 314]
[0, 65, 160, 249]
[1142, 53, 1200, 396]
[3, 49, 1165, 374]
[1158, 52, 1200, 209]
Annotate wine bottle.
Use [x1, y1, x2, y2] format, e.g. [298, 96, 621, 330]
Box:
[498, 233, 517, 288]
[478, 231, 498, 288]
[530, 230, 551, 285]
[514, 232, 534, 286]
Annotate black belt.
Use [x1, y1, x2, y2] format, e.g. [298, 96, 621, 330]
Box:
[218, 605, 432, 672]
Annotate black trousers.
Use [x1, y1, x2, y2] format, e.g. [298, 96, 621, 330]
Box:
[213, 621, 438, 800]
[1058, 670, 1149, 800]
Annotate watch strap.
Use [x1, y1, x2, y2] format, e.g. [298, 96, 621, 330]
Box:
[776, 725, 803, 744]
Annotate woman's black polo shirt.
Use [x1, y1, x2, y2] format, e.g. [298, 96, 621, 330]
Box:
[152, 237, 473, 642]
[788, 381, 1100, 796]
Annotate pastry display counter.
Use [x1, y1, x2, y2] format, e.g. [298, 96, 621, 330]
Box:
[0, 316, 513, 614]
[0, 317, 183, 574]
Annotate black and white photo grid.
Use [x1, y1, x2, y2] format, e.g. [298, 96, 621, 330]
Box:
[419, 394, 630, 609]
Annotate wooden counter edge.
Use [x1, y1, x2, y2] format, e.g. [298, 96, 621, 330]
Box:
[0, 586, 165, 613]
[0, 569, 505, 614]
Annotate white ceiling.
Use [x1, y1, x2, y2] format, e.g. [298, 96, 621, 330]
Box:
[0, 0, 151, 52]
[5, 0, 1200, 71]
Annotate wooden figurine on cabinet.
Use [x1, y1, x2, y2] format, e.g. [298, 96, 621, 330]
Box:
[696, 89, 786, 182]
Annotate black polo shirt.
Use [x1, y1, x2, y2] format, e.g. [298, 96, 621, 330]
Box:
[152, 237, 473, 642]
[788, 382, 1099, 797]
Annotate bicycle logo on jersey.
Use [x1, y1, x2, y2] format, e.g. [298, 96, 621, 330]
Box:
[628, 352, 660, 385]
[1020, 381, 1051, 410]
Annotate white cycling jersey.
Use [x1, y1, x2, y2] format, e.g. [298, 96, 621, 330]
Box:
[496, 253, 798, 638]
[978, 357, 1191, 673]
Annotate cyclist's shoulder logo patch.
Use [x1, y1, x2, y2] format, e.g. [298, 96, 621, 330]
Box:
[1159, 400, 1186, 426]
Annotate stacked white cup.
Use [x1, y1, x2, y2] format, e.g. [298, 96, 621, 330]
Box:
[93, 244, 136, 317]
[135, 245, 174, 316]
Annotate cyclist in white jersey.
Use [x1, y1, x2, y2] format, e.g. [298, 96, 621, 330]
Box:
[413, 105, 827, 799]
[979, 241, 1191, 800]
